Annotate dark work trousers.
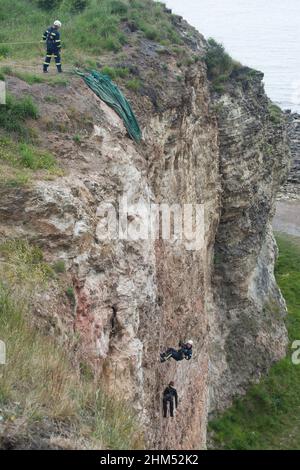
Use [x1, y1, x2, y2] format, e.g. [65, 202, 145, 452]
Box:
[163, 397, 174, 417]
[164, 348, 183, 361]
[44, 45, 61, 72]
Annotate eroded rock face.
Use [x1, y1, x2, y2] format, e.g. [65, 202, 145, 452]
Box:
[279, 112, 300, 199]
[0, 50, 290, 448]
[209, 70, 290, 412]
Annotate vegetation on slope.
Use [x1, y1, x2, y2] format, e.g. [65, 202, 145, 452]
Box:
[0, 0, 200, 116]
[0, 240, 143, 449]
[204, 38, 263, 94]
[205, 38, 234, 78]
[0, 94, 38, 136]
[0, 0, 183, 63]
[209, 235, 300, 450]
[0, 96, 63, 187]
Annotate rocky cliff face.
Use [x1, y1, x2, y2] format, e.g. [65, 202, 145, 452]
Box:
[0, 17, 290, 449]
[280, 112, 300, 199]
[209, 69, 290, 412]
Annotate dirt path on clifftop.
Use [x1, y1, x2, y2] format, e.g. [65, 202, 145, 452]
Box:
[273, 200, 300, 239]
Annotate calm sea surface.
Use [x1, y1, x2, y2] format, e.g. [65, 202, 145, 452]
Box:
[166, 0, 300, 112]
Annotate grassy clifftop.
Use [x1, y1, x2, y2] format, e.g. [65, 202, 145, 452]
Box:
[0, 0, 185, 63]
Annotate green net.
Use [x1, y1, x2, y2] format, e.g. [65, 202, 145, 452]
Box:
[77, 70, 141, 142]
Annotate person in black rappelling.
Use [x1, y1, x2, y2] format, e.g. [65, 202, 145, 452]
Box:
[163, 381, 178, 418]
[160, 340, 193, 363]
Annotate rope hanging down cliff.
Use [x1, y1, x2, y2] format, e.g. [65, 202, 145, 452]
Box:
[77, 70, 142, 143]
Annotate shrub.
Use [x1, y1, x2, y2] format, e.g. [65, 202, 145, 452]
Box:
[268, 103, 282, 124]
[144, 27, 159, 41]
[52, 260, 66, 273]
[0, 137, 61, 187]
[115, 66, 129, 78]
[69, 0, 89, 13]
[212, 84, 225, 94]
[0, 240, 53, 288]
[101, 65, 129, 79]
[66, 286, 76, 304]
[35, 0, 62, 10]
[126, 78, 141, 91]
[73, 133, 82, 144]
[101, 65, 117, 79]
[0, 45, 9, 58]
[1, 172, 31, 188]
[204, 38, 241, 93]
[205, 38, 235, 80]
[110, 0, 128, 15]
[102, 36, 123, 52]
[0, 94, 38, 136]
[0, 66, 12, 75]
[19, 143, 57, 171]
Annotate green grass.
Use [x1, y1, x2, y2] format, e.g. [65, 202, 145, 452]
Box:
[126, 78, 141, 91]
[65, 286, 76, 304]
[205, 38, 241, 93]
[0, 91, 40, 177]
[72, 133, 82, 144]
[0, 240, 143, 449]
[268, 103, 283, 124]
[52, 259, 66, 274]
[19, 143, 57, 170]
[0, 94, 38, 137]
[0, 45, 9, 59]
[209, 234, 300, 450]
[0, 67, 70, 87]
[101, 65, 129, 80]
[0, 0, 182, 64]
[12, 71, 45, 85]
[0, 136, 62, 187]
[0, 137, 59, 171]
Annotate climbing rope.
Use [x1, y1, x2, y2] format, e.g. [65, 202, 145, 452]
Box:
[0, 41, 41, 45]
[77, 70, 141, 143]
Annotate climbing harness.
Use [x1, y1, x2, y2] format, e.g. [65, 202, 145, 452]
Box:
[77, 70, 141, 143]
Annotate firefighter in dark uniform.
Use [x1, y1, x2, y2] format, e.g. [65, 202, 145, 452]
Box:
[42, 20, 62, 73]
[160, 340, 193, 363]
[163, 382, 178, 418]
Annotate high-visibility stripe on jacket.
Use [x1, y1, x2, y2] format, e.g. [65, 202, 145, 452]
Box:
[42, 26, 61, 50]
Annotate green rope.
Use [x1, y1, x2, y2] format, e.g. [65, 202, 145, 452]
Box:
[77, 70, 141, 143]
